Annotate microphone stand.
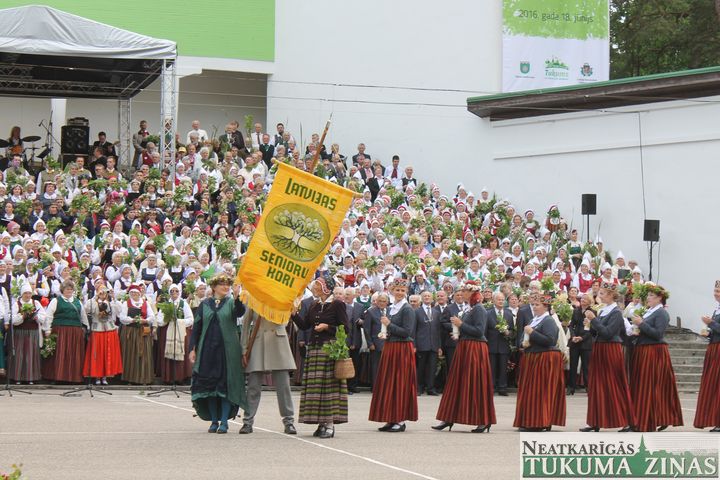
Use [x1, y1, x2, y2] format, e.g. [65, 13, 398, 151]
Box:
[2, 293, 33, 396]
[148, 301, 189, 398]
[62, 297, 112, 397]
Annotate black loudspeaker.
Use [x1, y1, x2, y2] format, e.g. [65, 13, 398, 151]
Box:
[643, 219, 660, 242]
[581, 193, 597, 215]
[61, 125, 90, 155]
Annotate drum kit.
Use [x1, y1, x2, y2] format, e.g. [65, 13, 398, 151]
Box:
[0, 135, 46, 172]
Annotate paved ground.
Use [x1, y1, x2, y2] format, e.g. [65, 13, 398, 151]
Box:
[0, 390, 702, 480]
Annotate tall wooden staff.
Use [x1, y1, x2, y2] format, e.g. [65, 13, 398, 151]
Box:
[308, 115, 332, 173]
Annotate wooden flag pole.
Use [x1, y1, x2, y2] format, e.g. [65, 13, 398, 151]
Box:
[309, 115, 332, 174]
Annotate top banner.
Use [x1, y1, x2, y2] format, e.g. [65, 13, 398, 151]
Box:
[502, 0, 610, 92]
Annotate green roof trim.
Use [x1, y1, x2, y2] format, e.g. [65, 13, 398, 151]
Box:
[467, 66, 720, 104]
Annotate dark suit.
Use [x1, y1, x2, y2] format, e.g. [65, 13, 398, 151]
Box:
[568, 306, 593, 389]
[514, 304, 533, 383]
[347, 301, 369, 391]
[259, 143, 275, 169]
[359, 167, 380, 202]
[363, 306, 386, 388]
[440, 302, 462, 370]
[486, 306, 514, 392]
[415, 304, 440, 394]
[295, 297, 316, 378]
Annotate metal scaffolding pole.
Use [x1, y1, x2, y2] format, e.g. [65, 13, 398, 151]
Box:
[117, 98, 132, 172]
[160, 59, 177, 173]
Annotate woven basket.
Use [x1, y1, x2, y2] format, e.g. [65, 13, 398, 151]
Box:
[334, 357, 355, 380]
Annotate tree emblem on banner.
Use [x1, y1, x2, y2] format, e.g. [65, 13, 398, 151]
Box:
[520, 61, 530, 74]
[266, 205, 330, 261]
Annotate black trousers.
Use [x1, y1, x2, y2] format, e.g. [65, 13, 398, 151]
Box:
[348, 347, 362, 390]
[416, 350, 437, 393]
[489, 352, 509, 390]
[568, 347, 591, 389]
[444, 346, 456, 372]
[370, 349, 383, 390]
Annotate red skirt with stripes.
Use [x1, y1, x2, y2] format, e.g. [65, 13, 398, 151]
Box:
[587, 342, 636, 428]
[436, 340, 496, 426]
[513, 350, 566, 428]
[42, 326, 85, 383]
[695, 343, 720, 428]
[630, 344, 683, 432]
[369, 341, 418, 423]
[82, 330, 123, 378]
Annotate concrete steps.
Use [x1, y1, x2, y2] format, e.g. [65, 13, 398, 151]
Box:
[666, 327, 708, 393]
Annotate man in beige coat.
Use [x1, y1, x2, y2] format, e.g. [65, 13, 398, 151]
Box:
[240, 309, 297, 434]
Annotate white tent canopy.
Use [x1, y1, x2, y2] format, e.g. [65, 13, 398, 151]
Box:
[0, 5, 176, 59]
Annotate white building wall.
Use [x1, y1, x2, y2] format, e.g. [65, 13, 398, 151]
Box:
[269, 0, 720, 331]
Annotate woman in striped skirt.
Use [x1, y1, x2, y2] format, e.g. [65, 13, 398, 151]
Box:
[369, 278, 418, 433]
[292, 274, 349, 439]
[513, 292, 566, 431]
[433, 281, 496, 433]
[695, 280, 720, 431]
[43, 280, 89, 383]
[7, 283, 45, 383]
[580, 283, 636, 432]
[82, 284, 123, 384]
[118, 284, 155, 385]
[630, 285, 683, 432]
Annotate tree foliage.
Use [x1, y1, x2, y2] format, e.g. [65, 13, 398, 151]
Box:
[611, 0, 720, 78]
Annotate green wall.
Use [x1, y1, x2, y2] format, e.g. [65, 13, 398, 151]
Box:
[0, 0, 275, 61]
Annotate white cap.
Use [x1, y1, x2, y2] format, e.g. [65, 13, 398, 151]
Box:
[615, 250, 625, 260]
[601, 262, 612, 272]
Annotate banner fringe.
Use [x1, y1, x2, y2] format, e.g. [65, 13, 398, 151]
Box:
[240, 291, 292, 325]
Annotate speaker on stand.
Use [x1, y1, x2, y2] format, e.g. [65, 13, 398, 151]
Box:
[643, 219, 660, 282]
[581, 194, 597, 243]
[61, 123, 90, 168]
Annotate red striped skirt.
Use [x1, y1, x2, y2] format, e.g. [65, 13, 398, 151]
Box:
[369, 341, 418, 423]
[42, 326, 85, 383]
[587, 343, 636, 428]
[83, 330, 123, 378]
[436, 340, 496, 426]
[155, 324, 168, 378]
[513, 350, 566, 428]
[695, 343, 720, 428]
[630, 344, 683, 432]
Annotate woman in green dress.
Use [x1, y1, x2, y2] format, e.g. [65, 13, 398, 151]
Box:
[189, 274, 247, 434]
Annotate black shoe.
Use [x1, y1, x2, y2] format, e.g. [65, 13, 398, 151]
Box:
[318, 427, 334, 439]
[710, 427, 720, 432]
[313, 425, 326, 437]
[618, 426, 634, 433]
[431, 422, 453, 431]
[348, 387, 359, 393]
[378, 423, 393, 432]
[427, 390, 439, 396]
[208, 422, 219, 433]
[284, 424, 297, 435]
[579, 426, 599, 432]
[657, 425, 668, 432]
[567, 388, 575, 396]
[471, 425, 491, 433]
[542, 426, 552, 432]
[498, 390, 508, 397]
[238, 424, 253, 434]
[388, 423, 406, 432]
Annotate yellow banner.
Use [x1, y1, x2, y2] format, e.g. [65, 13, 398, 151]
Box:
[236, 163, 354, 324]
